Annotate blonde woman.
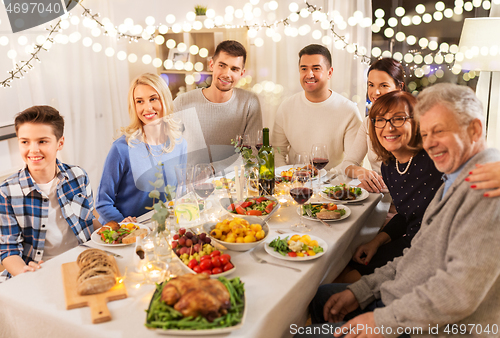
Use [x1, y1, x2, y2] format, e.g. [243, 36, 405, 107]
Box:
[96, 73, 187, 224]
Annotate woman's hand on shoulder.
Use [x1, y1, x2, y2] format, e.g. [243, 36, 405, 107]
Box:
[467, 162, 500, 198]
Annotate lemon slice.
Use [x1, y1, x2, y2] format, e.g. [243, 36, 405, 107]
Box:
[174, 203, 200, 222]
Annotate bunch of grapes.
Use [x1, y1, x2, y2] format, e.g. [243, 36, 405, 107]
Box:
[171, 228, 215, 264]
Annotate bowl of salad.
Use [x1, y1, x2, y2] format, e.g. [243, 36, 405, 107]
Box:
[219, 196, 281, 221]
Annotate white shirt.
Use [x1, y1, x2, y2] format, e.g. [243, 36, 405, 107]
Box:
[338, 116, 382, 175]
[271, 90, 362, 172]
[36, 177, 79, 261]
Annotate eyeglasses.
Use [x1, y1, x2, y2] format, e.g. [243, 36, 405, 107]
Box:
[371, 116, 412, 129]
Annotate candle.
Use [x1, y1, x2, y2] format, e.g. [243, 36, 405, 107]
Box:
[234, 166, 240, 200]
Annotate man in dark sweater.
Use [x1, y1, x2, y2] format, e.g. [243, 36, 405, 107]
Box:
[297, 83, 500, 338]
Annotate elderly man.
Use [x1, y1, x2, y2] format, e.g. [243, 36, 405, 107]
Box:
[297, 83, 500, 338]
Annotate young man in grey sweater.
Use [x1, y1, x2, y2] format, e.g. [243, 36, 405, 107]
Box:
[174, 40, 262, 174]
[299, 83, 500, 338]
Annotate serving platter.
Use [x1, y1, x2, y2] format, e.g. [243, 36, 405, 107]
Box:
[91, 223, 150, 247]
[146, 278, 246, 335]
[264, 233, 328, 261]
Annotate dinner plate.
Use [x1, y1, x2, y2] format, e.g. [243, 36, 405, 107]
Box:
[299, 203, 351, 221]
[264, 233, 328, 261]
[276, 165, 327, 182]
[320, 187, 370, 203]
[91, 223, 150, 247]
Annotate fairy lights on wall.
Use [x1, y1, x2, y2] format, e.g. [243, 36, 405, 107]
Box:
[1, 0, 496, 88]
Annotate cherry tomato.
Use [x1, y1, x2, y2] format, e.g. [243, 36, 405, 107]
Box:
[200, 259, 213, 271]
[220, 254, 231, 265]
[211, 256, 222, 267]
[256, 196, 268, 203]
[223, 262, 234, 271]
[227, 203, 236, 212]
[201, 269, 212, 275]
[188, 259, 198, 269]
[327, 203, 338, 211]
[200, 255, 211, 261]
[212, 267, 223, 275]
[287, 252, 297, 257]
[210, 250, 221, 258]
[193, 266, 202, 273]
[246, 210, 262, 216]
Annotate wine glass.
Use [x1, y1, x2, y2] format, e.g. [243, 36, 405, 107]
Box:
[255, 130, 263, 151]
[289, 169, 313, 232]
[311, 143, 329, 193]
[293, 152, 310, 169]
[193, 164, 215, 215]
[241, 134, 251, 151]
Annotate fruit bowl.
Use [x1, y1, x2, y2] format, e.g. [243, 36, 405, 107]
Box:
[202, 216, 270, 252]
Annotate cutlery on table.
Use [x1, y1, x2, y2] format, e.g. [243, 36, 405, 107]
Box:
[250, 248, 301, 272]
[80, 243, 123, 258]
[305, 206, 332, 228]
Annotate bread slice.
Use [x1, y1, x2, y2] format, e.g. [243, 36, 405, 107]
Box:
[122, 228, 148, 244]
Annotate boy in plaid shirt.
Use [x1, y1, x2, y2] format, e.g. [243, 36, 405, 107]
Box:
[0, 106, 95, 282]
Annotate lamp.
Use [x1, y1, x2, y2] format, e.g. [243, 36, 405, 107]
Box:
[457, 17, 500, 137]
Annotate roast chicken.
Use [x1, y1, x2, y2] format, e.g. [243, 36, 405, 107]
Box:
[161, 274, 231, 321]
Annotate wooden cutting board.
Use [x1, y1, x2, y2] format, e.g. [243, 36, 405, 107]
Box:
[61, 256, 127, 324]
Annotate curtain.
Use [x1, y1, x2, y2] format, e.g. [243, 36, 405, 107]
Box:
[476, 3, 500, 149]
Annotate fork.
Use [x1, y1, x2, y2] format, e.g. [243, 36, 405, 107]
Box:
[250, 248, 302, 272]
[305, 205, 332, 228]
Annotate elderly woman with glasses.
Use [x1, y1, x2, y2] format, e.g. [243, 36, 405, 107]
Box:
[335, 90, 443, 283]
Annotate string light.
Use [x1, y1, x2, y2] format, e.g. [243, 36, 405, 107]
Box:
[1, 20, 61, 87]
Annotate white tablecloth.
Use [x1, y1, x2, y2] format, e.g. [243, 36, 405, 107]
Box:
[0, 193, 388, 338]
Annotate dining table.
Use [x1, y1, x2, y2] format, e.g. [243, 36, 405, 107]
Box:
[0, 177, 390, 338]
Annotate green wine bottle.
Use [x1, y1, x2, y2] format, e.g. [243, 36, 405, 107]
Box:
[258, 128, 275, 196]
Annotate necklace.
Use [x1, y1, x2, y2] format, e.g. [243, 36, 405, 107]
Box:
[395, 156, 413, 175]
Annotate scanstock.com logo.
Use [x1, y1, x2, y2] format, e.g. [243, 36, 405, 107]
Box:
[3, 0, 78, 33]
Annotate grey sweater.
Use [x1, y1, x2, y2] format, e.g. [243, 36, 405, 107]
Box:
[174, 88, 263, 174]
[348, 148, 500, 337]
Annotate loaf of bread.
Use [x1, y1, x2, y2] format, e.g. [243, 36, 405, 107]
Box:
[76, 249, 118, 296]
[122, 228, 148, 244]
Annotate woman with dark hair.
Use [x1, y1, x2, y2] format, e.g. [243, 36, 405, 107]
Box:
[340, 58, 406, 193]
[335, 90, 443, 283]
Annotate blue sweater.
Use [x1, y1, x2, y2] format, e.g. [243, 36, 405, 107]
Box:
[96, 135, 187, 224]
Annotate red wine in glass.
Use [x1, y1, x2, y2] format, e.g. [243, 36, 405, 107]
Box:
[295, 171, 310, 183]
[290, 187, 313, 205]
[194, 183, 215, 199]
[312, 158, 329, 170]
[255, 143, 263, 151]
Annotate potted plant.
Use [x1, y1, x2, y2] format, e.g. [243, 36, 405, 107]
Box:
[145, 163, 176, 262]
[194, 5, 207, 16]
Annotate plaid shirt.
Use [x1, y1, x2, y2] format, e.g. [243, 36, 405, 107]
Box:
[0, 160, 94, 282]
